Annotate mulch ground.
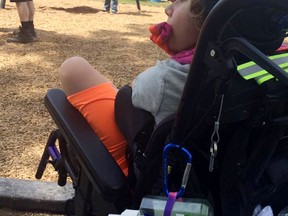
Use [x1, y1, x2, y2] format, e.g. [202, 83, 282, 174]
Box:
[0, 0, 167, 214]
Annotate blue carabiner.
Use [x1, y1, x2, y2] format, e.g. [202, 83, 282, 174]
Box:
[162, 143, 192, 199]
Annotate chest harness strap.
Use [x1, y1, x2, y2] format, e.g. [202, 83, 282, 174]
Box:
[237, 53, 288, 85]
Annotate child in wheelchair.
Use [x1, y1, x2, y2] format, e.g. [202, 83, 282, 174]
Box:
[58, 0, 219, 177]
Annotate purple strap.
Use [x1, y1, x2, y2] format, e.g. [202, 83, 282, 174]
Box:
[164, 192, 177, 216]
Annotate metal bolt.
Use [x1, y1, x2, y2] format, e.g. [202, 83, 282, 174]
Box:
[210, 49, 216, 57]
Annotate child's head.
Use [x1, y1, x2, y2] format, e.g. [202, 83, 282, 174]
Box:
[165, 0, 218, 53]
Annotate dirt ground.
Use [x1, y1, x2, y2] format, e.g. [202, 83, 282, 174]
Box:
[0, 0, 167, 214]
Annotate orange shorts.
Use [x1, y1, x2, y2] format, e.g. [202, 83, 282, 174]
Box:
[67, 82, 128, 176]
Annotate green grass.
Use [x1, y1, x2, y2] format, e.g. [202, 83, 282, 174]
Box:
[121, 0, 169, 7]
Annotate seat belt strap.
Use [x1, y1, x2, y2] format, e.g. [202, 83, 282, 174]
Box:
[237, 53, 288, 85]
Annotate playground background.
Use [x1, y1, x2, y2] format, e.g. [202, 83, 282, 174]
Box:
[0, 0, 167, 214]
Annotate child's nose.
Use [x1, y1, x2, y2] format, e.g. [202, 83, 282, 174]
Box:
[165, 5, 173, 17]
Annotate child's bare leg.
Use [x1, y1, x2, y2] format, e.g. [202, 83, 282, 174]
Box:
[59, 56, 112, 96]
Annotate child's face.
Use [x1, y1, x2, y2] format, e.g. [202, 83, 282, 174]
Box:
[165, 0, 202, 53]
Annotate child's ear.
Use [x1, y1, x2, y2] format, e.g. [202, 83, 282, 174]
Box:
[195, 17, 204, 31]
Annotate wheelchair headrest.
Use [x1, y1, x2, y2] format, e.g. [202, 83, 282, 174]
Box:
[227, 7, 288, 53]
[203, 0, 220, 18]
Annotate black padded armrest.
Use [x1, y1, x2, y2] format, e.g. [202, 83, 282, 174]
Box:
[44, 89, 126, 201]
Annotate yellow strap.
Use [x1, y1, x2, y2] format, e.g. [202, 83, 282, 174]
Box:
[238, 53, 288, 70]
[237, 53, 288, 85]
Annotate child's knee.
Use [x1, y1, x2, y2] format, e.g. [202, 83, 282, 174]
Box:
[59, 56, 87, 80]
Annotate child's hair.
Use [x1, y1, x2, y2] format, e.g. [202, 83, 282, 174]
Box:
[189, 0, 219, 21]
[189, 0, 219, 29]
[189, 0, 206, 18]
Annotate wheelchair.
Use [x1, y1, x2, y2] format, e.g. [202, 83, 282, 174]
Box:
[36, 0, 288, 215]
